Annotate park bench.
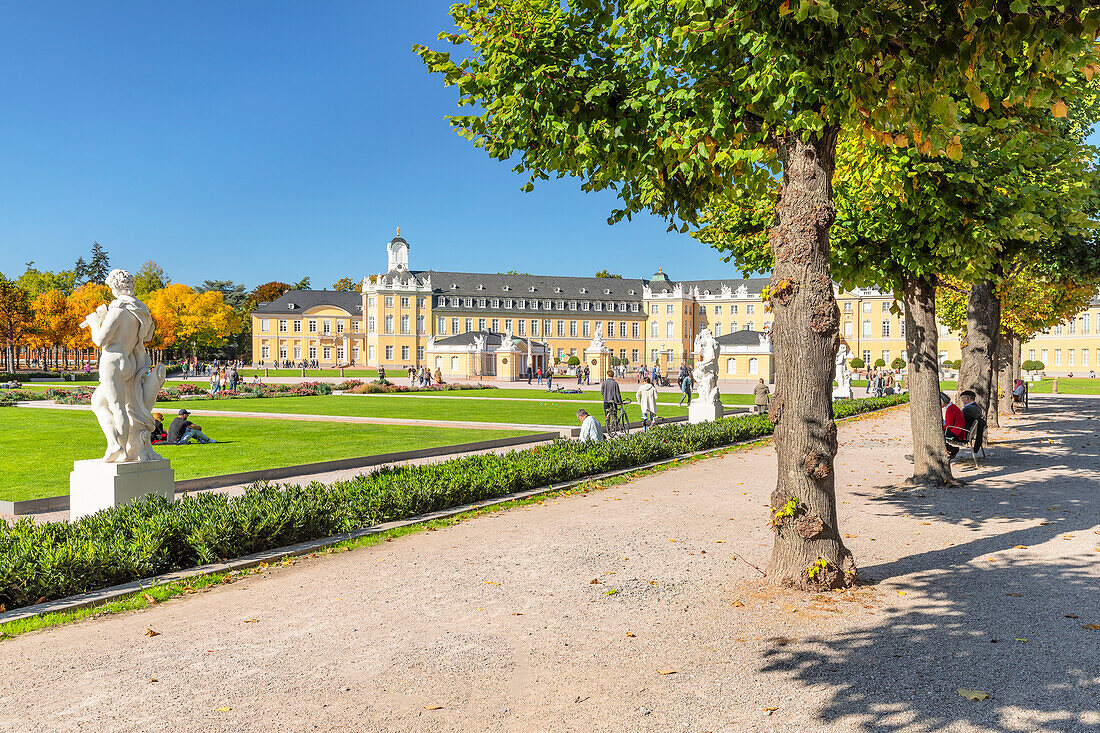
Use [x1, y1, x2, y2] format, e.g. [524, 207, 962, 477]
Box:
[950, 417, 987, 468]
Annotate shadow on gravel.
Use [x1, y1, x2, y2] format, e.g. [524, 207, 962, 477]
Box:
[759, 398, 1100, 731]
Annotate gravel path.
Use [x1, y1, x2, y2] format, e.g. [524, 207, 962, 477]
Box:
[2, 398, 1097, 732]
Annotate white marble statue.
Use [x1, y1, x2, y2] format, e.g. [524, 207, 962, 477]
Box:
[832, 347, 853, 399]
[692, 328, 722, 408]
[473, 334, 487, 353]
[80, 269, 166, 462]
[498, 324, 515, 352]
[588, 322, 607, 352]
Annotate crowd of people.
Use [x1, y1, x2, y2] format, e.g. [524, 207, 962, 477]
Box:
[406, 364, 444, 387]
[864, 368, 901, 396]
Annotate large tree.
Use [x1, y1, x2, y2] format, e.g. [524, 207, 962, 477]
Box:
[134, 261, 169, 300]
[419, 0, 1098, 588]
[0, 281, 31, 371]
[146, 284, 243, 357]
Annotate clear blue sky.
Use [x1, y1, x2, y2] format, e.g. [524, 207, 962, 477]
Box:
[2, 3, 1096, 290]
[0, 1, 715, 289]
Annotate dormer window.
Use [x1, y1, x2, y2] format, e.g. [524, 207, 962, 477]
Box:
[502, 285, 511, 291]
[554, 287, 562, 293]
[629, 289, 636, 295]
[451, 283, 458, 289]
[477, 284, 484, 290]
[604, 288, 611, 294]
[287, 303, 297, 310]
[528, 286, 536, 292]
[580, 287, 587, 294]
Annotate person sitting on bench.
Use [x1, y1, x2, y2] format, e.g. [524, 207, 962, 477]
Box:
[942, 392, 966, 459]
[166, 409, 216, 444]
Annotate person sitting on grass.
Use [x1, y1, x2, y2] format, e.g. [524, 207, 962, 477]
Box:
[166, 409, 216, 444]
[576, 408, 603, 443]
[152, 412, 167, 444]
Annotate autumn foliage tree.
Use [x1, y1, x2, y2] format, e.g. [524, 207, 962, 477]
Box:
[419, 0, 1099, 588]
[146, 283, 242, 357]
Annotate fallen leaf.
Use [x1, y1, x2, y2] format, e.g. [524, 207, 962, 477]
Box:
[484, 581, 500, 586]
[844, 534, 857, 538]
[732, 601, 745, 608]
[511, 612, 524, 616]
[243, 618, 259, 623]
[1004, 593, 1023, 597]
[958, 689, 990, 701]
[215, 707, 232, 712]
[144, 628, 160, 637]
[625, 632, 636, 637]
[143, 593, 158, 605]
[423, 705, 443, 711]
[150, 678, 158, 683]
[1015, 638, 1028, 642]
[1083, 624, 1100, 630]
[590, 578, 601, 585]
[1065, 614, 1079, 619]
[897, 591, 906, 596]
[605, 589, 618, 596]
[1013, 545, 1027, 549]
[657, 669, 677, 675]
[763, 706, 779, 712]
[920, 522, 931, 526]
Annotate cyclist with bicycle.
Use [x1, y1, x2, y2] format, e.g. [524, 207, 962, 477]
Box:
[601, 369, 624, 429]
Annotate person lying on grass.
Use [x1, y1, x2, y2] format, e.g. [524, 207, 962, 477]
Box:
[166, 408, 216, 444]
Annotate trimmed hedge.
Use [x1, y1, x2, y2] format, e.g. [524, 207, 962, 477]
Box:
[0, 394, 907, 611]
[0, 370, 98, 382]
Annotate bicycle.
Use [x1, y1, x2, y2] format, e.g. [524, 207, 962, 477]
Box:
[604, 398, 633, 438]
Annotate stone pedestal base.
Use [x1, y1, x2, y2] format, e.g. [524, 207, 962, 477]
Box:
[585, 348, 611, 382]
[688, 401, 724, 424]
[832, 386, 853, 400]
[70, 459, 175, 521]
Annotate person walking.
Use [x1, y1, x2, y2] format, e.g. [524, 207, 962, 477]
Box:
[753, 378, 771, 414]
[583, 364, 590, 385]
[678, 367, 694, 406]
[536, 366, 543, 385]
[636, 376, 659, 429]
[546, 368, 554, 391]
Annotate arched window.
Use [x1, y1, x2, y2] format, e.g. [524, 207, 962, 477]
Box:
[749, 358, 759, 375]
[727, 358, 735, 374]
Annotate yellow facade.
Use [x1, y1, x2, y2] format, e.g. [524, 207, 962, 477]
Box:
[250, 234, 1098, 377]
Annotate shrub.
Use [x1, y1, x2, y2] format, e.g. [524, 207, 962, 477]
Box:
[848, 357, 865, 370]
[874, 358, 886, 368]
[0, 394, 907, 611]
[1022, 360, 1045, 372]
[567, 355, 581, 366]
[890, 357, 907, 370]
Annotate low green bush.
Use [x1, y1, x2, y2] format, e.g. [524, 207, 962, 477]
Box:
[0, 394, 907, 611]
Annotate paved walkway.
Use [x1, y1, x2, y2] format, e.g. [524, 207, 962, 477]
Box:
[2, 398, 1098, 732]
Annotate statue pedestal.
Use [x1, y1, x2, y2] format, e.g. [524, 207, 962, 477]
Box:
[585, 348, 610, 381]
[832, 386, 853, 400]
[688, 401, 724, 424]
[70, 459, 175, 521]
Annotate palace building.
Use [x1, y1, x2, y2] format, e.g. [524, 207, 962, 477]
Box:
[250, 233, 1100, 380]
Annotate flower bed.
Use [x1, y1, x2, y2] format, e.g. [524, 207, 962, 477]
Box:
[344, 380, 497, 394]
[0, 394, 908, 612]
[7, 381, 337, 406]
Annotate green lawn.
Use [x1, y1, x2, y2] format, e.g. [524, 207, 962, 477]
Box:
[0, 409, 531, 502]
[166, 394, 713, 425]
[1023, 377, 1100, 394]
[381, 386, 755, 406]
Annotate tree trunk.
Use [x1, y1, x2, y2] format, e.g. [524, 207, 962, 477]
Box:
[764, 127, 855, 591]
[957, 278, 1001, 418]
[996, 333, 1014, 421]
[901, 275, 955, 485]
